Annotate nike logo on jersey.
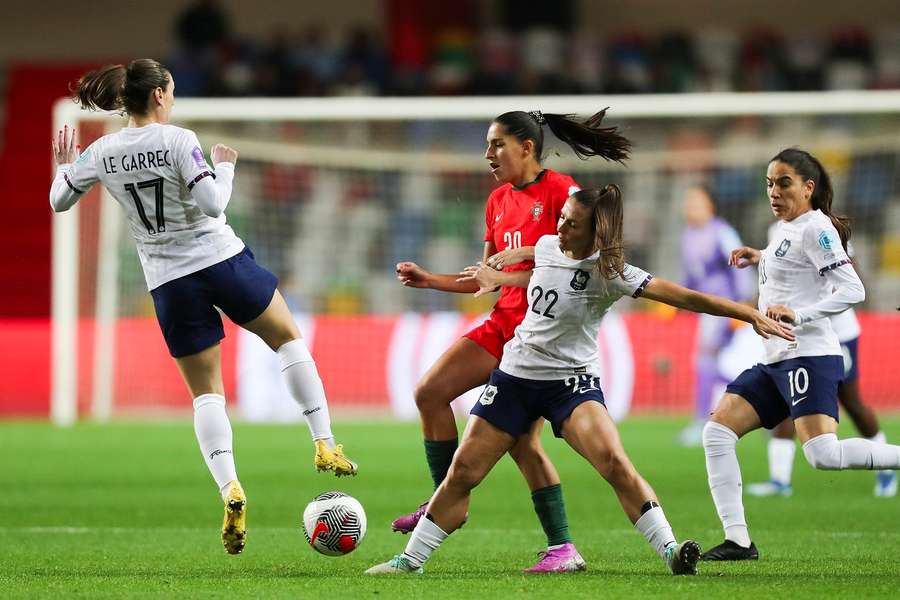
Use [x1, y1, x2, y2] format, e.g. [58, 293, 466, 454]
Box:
[792, 396, 807, 406]
[495, 212, 503, 222]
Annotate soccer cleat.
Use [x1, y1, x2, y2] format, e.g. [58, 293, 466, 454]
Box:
[745, 480, 793, 497]
[874, 471, 898, 497]
[314, 440, 358, 477]
[221, 480, 247, 555]
[522, 542, 587, 573]
[391, 501, 429, 534]
[676, 421, 705, 448]
[665, 540, 701, 575]
[700, 539, 759, 561]
[365, 555, 424, 574]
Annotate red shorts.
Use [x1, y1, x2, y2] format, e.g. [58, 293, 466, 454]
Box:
[463, 308, 524, 360]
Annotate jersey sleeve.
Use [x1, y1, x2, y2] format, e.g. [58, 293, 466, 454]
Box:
[174, 129, 216, 191]
[49, 143, 100, 212]
[802, 219, 851, 276]
[549, 172, 580, 216]
[483, 191, 497, 242]
[612, 263, 653, 298]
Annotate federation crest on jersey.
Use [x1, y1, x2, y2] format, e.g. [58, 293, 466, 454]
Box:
[774, 239, 791, 257]
[570, 269, 591, 291]
[479, 385, 498, 406]
[818, 230, 834, 251]
[531, 201, 544, 221]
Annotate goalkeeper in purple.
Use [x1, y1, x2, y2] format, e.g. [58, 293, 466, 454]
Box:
[678, 185, 754, 446]
[365, 186, 792, 576]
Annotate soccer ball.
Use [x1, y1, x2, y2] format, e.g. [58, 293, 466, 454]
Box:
[302, 491, 367, 556]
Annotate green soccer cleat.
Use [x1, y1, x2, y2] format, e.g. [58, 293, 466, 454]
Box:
[665, 540, 701, 575]
[365, 555, 424, 574]
[221, 480, 247, 555]
[314, 440, 358, 477]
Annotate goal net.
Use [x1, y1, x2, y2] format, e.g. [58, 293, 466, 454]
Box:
[52, 93, 900, 425]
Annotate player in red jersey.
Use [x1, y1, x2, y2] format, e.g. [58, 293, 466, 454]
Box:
[391, 109, 630, 572]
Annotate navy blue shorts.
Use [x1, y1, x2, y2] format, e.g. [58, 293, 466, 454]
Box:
[840, 337, 859, 384]
[725, 355, 844, 429]
[470, 369, 606, 438]
[150, 246, 278, 358]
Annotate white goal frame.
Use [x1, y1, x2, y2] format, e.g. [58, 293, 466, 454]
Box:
[51, 90, 900, 425]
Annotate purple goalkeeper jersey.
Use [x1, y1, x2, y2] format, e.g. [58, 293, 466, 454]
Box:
[681, 217, 752, 302]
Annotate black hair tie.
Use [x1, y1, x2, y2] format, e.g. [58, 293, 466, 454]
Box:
[529, 110, 546, 125]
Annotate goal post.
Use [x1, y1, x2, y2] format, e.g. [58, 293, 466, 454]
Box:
[51, 91, 900, 425]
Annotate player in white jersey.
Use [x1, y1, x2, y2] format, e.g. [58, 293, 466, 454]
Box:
[746, 236, 897, 498]
[701, 148, 900, 561]
[48, 59, 357, 555]
[366, 186, 792, 576]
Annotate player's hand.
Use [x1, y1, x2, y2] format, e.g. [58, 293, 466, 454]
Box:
[751, 310, 795, 341]
[485, 247, 531, 270]
[729, 246, 761, 268]
[766, 304, 796, 324]
[457, 263, 501, 297]
[396, 262, 431, 288]
[52, 125, 79, 166]
[211, 143, 238, 166]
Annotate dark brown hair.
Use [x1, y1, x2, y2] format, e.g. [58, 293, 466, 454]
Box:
[493, 109, 631, 164]
[572, 185, 626, 280]
[770, 148, 851, 250]
[73, 59, 170, 115]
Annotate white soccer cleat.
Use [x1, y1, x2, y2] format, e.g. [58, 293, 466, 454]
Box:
[745, 479, 793, 497]
[365, 555, 424, 574]
[874, 471, 897, 498]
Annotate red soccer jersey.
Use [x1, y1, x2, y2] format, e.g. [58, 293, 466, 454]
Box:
[483, 169, 580, 312]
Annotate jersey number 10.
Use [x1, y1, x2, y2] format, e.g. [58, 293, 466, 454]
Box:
[124, 178, 166, 235]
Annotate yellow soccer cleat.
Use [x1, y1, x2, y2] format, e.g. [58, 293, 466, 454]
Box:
[221, 480, 247, 555]
[314, 440, 358, 477]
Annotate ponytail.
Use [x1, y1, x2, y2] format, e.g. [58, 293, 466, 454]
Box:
[770, 148, 851, 250]
[493, 108, 631, 165]
[572, 185, 626, 280]
[72, 59, 170, 116]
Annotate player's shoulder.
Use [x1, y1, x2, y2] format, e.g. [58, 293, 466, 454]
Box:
[800, 209, 839, 242]
[541, 169, 580, 194]
[487, 183, 512, 202]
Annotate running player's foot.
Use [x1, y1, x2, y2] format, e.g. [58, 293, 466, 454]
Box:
[745, 479, 793, 497]
[700, 540, 758, 561]
[522, 542, 587, 573]
[365, 555, 424, 574]
[874, 471, 897, 497]
[676, 421, 705, 448]
[391, 501, 428, 534]
[221, 480, 247, 555]
[314, 440, 358, 477]
[665, 540, 701, 575]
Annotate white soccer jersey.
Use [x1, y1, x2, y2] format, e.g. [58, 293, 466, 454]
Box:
[760, 210, 862, 363]
[766, 221, 861, 344]
[51, 123, 244, 290]
[499, 235, 652, 380]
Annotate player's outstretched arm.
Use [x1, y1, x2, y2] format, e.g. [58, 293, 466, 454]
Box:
[49, 125, 92, 212]
[641, 277, 794, 341]
[396, 262, 480, 293]
[457, 263, 531, 297]
[485, 246, 535, 270]
[729, 246, 761, 268]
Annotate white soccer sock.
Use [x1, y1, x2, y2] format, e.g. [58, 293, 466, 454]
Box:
[869, 432, 894, 476]
[401, 516, 449, 568]
[702, 421, 751, 547]
[802, 433, 900, 470]
[768, 437, 796, 486]
[192, 393, 237, 496]
[278, 338, 334, 443]
[634, 505, 676, 559]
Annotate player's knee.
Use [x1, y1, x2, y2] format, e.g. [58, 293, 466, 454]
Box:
[507, 436, 544, 465]
[445, 454, 486, 490]
[413, 379, 446, 413]
[802, 433, 841, 470]
[702, 421, 738, 454]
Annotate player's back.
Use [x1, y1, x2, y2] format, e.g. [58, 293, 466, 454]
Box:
[76, 123, 244, 289]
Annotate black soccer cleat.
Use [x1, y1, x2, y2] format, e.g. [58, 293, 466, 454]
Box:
[700, 539, 759, 561]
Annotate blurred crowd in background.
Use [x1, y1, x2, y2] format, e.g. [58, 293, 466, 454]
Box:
[169, 0, 900, 98]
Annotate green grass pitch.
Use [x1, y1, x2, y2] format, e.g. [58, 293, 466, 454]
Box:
[4, 417, 900, 598]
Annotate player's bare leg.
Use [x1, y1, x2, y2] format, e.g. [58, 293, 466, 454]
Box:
[176, 344, 246, 554]
[242, 290, 356, 476]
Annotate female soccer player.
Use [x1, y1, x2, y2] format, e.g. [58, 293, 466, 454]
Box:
[677, 185, 754, 447]
[392, 109, 630, 572]
[701, 148, 900, 561]
[49, 59, 357, 556]
[366, 186, 793, 576]
[746, 257, 896, 498]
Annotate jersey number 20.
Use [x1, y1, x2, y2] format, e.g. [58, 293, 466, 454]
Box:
[124, 178, 166, 235]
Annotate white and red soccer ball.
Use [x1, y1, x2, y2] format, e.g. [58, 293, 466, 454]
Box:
[303, 491, 367, 556]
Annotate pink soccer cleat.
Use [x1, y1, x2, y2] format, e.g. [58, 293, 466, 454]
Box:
[390, 501, 429, 534]
[523, 543, 587, 573]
